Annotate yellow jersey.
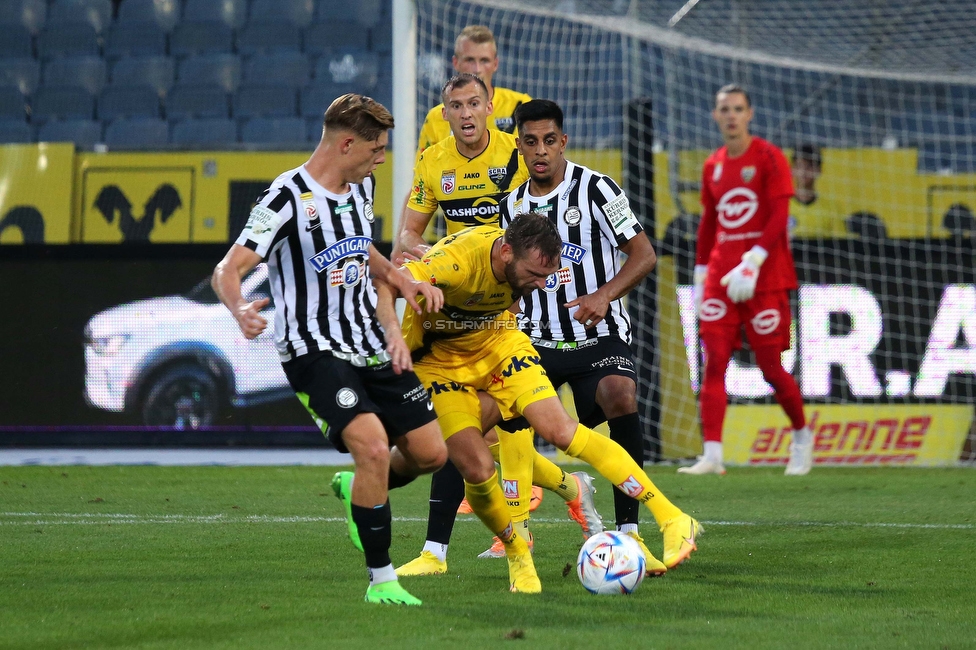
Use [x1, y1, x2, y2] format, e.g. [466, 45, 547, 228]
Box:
[402, 225, 519, 358]
[415, 86, 533, 162]
[408, 130, 529, 234]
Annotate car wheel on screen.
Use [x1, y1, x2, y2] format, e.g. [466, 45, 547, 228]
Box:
[140, 364, 223, 429]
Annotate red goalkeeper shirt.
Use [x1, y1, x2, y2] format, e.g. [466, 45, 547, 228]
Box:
[696, 136, 798, 293]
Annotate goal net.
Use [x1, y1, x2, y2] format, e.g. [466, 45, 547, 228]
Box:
[416, 0, 976, 466]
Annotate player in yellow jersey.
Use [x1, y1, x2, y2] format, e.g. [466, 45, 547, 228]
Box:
[382, 215, 703, 593]
[415, 25, 532, 163]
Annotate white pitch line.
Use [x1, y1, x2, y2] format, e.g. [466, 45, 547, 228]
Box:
[0, 512, 973, 530]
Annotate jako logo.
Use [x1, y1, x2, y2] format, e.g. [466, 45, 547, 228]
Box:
[716, 187, 759, 229]
[751, 308, 781, 335]
[699, 298, 727, 321]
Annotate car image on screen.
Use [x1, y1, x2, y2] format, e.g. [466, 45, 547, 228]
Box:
[83, 264, 291, 428]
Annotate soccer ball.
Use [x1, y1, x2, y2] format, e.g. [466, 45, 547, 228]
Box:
[576, 530, 646, 595]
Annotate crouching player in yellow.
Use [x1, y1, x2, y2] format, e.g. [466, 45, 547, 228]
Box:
[381, 214, 703, 593]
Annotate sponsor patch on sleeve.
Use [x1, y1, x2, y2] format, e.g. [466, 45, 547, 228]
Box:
[603, 193, 639, 235]
[244, 204, 282, 248]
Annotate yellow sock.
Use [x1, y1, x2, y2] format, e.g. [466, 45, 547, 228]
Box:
[531, 449, 578, 502]
[496, 428, 535, 523]
[464, 471, 527, 554]
[565, 423, 683, 527]
[488, 439, 501, 463]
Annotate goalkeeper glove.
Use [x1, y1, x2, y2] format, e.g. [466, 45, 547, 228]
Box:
[720, 245, 768, 303]
[693, 265, 708, 313]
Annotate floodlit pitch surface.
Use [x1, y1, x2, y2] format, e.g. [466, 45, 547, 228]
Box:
[2, 466, 974, 649]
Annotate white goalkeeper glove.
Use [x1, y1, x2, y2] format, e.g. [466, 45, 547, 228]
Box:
[693, 265, 708, 313]
[720, 245, 768, 303]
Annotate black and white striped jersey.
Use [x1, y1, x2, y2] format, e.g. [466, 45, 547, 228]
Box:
[235, 164, 386, 362]
[499, 161, 643, 345]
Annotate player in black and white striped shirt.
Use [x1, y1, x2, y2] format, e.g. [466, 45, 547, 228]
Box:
[212, 94, 448, 606]
[497, 100, 694, 572]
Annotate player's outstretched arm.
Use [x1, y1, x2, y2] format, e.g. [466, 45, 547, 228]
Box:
[368, 245, 443, 314]
[565, 232, 656, 328]
[212, 244, 268, 340]
[373, 279, 412, 375]
[393, 206, 435, 264]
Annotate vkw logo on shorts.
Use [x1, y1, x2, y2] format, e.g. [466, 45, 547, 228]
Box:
[751, 308, 781, 335]
[716, 187, 759, 229]
[699, 298, 727, 321]
[502, 479, 519, 500]
[336, 388, 358, 408]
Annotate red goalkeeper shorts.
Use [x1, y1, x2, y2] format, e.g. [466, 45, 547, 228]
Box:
[697, 289, 792, 352]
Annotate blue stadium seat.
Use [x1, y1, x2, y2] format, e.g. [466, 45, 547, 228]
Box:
[165, 84, 229, 120]
[104, 116, 169, 148]
[37, 23, 99, 60]
[306, 116, 321, 141]
[111, 56, 175, 97]
[37, 118, 103, 147]
[183, 0, 247, 30]
[170, 21, 235, 58]
[0, 86, 28, 120]
[233, 84, 297, 118]
[240, 117, 305, 145]
[250, 0, 314, 29]
[177, 54, 242, 94]
[370, 22, 392, 55]
[43, 56, 106, 95]
[0, 118, 32, 143]
[304, 21, 369, 56]
[0, 0, 47, 34]
[0, 24, 33, 59]
[31, 86, 95, 122]
[236, 21, 303, 56]
[314, 0, 382, 28]
[313, 48, 378, 88]
[370, 74, 392, 111]
[171, 117, 238, 147]
[117, 0, 180, 32]
[98, 85, 161, 120]
[302, 82, 371, 118]
[243, 52, 310, 90]
[48, 0, 112, 33]
[0, 58, 40, 95]
[104, 22, 168, 59]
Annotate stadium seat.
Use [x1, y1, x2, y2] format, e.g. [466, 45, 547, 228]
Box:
[111, 56, 176, 98]
[305, 116, 322, 141]
[243, 52, 310, 90]
[170, 21, 234, 57]
[165, 84, 229, 120]
[43, 56, 107, 96]
[302, 83, 372, 118]
[104, 22, 168, 59]
[304, 21, 370, 56]
[240, 117, 305, 146]
[104, 116, 169, 149]
[177, 54, 242, 94]
[0, 0, 47, 34]
[0, 118, 32, 143]
[31, 86, 95, 122]
[171, 117, 238, 147]
[116, 0, 180, 32]
[370, 74, 392, 110]
[233, 84, 298, 118]
[37, 23, 99, 60]
[314, 0, 382, 28]
[48, 0, 112, 34]
[0, 24, 33, 59]
[98, 85, 161, 120]
[183, 0, 247, 30]
[250, 0, 314, 29]
[236, 21, 303, 56]
[37, 118, 103, 147]
[0, 86, 28, 120]
[0, 58, 41, 95]
[370, 22, 392, 55]
[313, 48, 378, 87]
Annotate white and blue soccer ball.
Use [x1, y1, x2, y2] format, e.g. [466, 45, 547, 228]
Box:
[576, 530, 646, 595]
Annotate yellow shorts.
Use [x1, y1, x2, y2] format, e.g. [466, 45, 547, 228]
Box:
[414, 328, 557, 439]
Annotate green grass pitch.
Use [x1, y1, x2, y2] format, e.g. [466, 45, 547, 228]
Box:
[2, 465, 975, 649]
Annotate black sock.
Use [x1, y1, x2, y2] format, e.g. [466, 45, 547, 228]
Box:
[388, 466, 415, 490]
[352, 503, 392, 569]
[425, 459, 465, 545]
[608, 412, 644, 526]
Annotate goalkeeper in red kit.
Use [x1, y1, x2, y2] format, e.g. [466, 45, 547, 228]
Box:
[680, 84, 813, 476]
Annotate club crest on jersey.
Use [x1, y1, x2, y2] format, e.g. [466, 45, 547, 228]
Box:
[487, 166, 507, 186]
[712, 162, 723, 182]
[544, 267, 572, 292]
[464, 291, 484, 306]
[751, 308, 781, 335]
[741, 166, 756, 183]
[563, 206, 582, 226]
[716, 187, 759, 229]
[494, 117, 514, 132]
[363, 201, 374, 223]
[308, 235, 372, 273]
[330, 259, 366, 288]
[441, 170, 456, 194]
